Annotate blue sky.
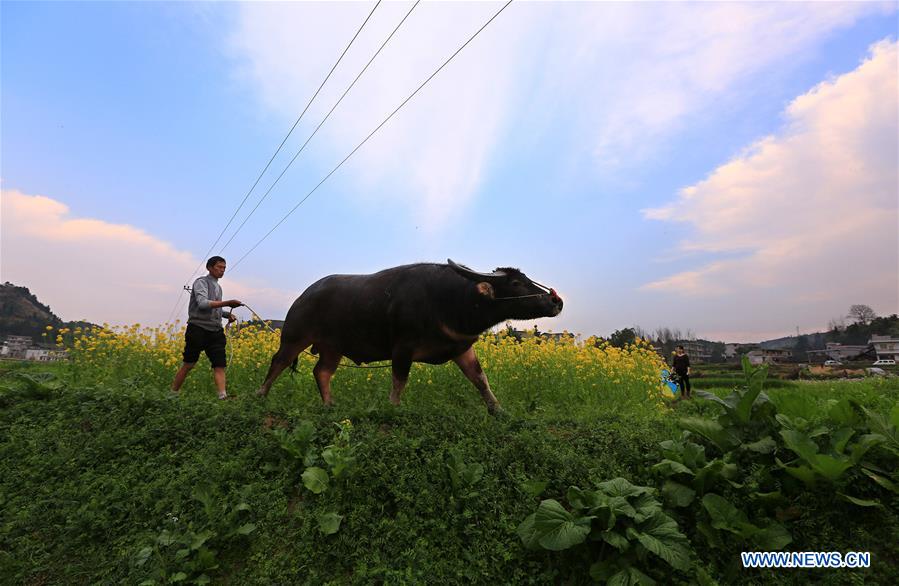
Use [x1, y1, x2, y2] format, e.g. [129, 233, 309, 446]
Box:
[2, 1, 897, 342]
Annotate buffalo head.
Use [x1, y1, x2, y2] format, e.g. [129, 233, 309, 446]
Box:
[448, 259, 563, 320]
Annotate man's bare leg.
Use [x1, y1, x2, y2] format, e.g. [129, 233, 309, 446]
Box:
[171, 362, 196, 393]
[213, 367, 228, 399]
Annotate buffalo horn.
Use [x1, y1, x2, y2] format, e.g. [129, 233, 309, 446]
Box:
[447, 259, 507, 282]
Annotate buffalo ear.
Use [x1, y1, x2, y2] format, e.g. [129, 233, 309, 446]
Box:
[476, 282, 495, 299]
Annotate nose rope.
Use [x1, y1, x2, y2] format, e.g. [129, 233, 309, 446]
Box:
[493, 279, 561, 302]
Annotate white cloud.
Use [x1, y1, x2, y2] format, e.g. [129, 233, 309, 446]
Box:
[641, 40, 898, 333]
[228, 1, 527, 232]
[226, 1, 890, 230]
[0, 189, 295, 325]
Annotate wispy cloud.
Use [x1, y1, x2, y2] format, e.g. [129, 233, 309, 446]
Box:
[227, 1, 889, 230]
[642, 40, 898, 321]
[0, 189, 294, 325]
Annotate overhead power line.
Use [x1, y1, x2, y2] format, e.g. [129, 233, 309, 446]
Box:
[229, 0, 515, 272]
[165, 0, 383, 324]
[218, 0, 422, 254]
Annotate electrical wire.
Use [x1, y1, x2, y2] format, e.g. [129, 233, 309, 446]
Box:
[218, 0, 422, 255]
[164, 1, 383, 324]
[229, 0, 515, 272]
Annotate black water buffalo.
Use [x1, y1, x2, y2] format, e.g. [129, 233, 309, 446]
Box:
[255, 259, 563, 413]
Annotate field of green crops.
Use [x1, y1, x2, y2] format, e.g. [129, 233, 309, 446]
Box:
[1, 327, 898, 585]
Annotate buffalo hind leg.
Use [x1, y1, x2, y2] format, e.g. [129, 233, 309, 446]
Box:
[453, 347, 501, 415]
[389, 357, 412, 406]
[313, 350, 342, 406]
[257, 339, 308, 397]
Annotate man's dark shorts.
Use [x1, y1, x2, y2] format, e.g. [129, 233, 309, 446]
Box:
[183, 324, 227, 368]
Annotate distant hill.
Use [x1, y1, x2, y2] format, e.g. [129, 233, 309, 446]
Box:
[0, 282, 95, 339]
[760, 332, 828, 350]
[757, 314, 899, 353]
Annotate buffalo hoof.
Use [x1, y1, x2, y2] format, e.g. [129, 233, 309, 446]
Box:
[255, 388, 269, 398]
[487, 403, 503, 417]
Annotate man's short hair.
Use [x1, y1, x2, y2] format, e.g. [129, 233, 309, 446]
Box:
[207, 256, 226, 269]
[676, 345, 684, 350]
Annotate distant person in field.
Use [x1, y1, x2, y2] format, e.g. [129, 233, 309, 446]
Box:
[672, 345, 692, 399]
[171, 256, 242, 399]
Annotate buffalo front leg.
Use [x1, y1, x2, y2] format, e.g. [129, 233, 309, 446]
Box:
[453, 347, 500, 415]
[313, 351, 342, 406]
[257, 340, 307, 397]
[389, 357, 412, 406]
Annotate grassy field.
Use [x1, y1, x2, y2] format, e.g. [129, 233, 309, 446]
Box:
[1, 330, 898, 585]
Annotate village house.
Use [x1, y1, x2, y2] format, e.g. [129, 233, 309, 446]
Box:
[745, 348, 793, 365]
[676, 340, 713, 363]
[1, 335, 68, 362]
[806, 342, 873, 364]
[869, 335, 899, 361]
[1, 335, 33, 359]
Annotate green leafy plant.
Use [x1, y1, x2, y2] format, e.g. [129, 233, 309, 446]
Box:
[295, 419, 358, 536]
[0, 371, 65, 402]
[271, 419, 317, 470]
[518, 477, 693, 585]
[322, 419, 357, 480]
[856, 401, 899, 496]
[135, 485, 256, 584]
[446, 448, 484, 501]
[698, 494, 791, 551]
[680, 357, 777, 454]
[656, 358, 793, 556]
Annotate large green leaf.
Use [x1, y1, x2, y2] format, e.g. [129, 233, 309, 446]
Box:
[838, 493, 882, 508]
[701, 494, 756, 536]
[858, 404, 899, 456]
[830, 428, 855, 454]
[750, 523, 792, 550]
[693, 459, 732, 494]
[567, 486, 604, 511]
[890, 403, 899, 430]
[780, 429, 820, 463]
[293, 420, 316, 444]
[317, 512, 343, 535]
[190, 529, 215, 550]
[596, 477, 651, 498]
[301, 467, 329, 494]
[680, 417, 739, 452]
[862, 468, 898, 493]
[607, 496, 637, 519]
[777, 459, 817, 486]
[828, 399, 860, 426]
[589, 559, 616, 583]
[608, 566, 657, 586]
[516, 513, 541, 549]
[694, 390, 736, 412]
[533, 499, 592, 551]
[602, 530, 630, 551]
[743, 436, 777, 454]
[632, 493, 662, 522]
[811, 454, 853, 482]
[652, 459, 694, 477]
[735, 386, 763, 425]
[683, 440, 707, 469]
[521, 480, 548, 499]
[661, 480, 696, 508]
[635, 513, 692, 571]
[850, 434, 885, 464]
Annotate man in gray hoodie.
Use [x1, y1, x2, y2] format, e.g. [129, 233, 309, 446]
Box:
[171, 256, 243, 399]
